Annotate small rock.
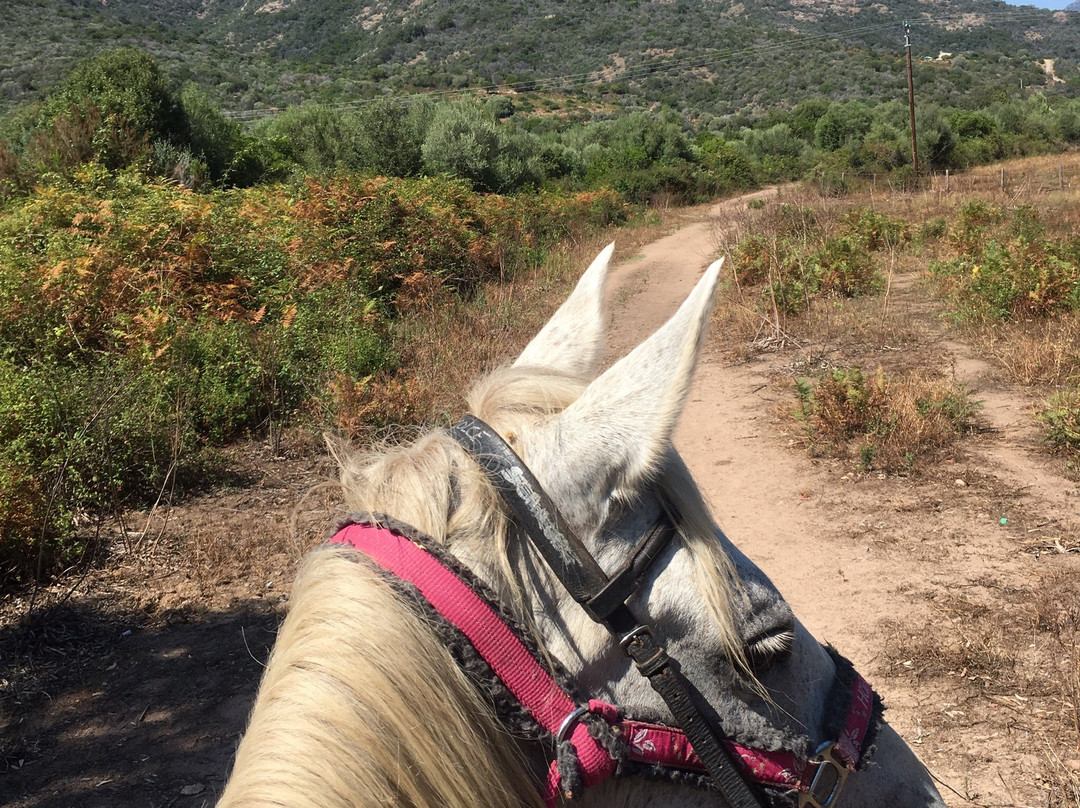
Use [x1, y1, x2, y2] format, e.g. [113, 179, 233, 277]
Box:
[1066, 758, 1080, 771]
[180, 784, 205, 796]
[954, 479, 966, 487]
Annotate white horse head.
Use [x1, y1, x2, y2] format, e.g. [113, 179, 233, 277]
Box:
[217, 246, 945, 808]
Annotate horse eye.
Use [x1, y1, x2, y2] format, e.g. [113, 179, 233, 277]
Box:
[744, 628, 795, 671]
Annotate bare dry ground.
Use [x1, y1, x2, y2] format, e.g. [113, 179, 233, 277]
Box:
[3, 177, 1080, 808]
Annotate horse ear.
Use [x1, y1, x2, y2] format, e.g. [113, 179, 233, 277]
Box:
[513, 242, 614, 377]
[538, 258, 723, 505]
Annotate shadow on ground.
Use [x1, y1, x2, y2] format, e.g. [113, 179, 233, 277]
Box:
[1, 598, 280, 808]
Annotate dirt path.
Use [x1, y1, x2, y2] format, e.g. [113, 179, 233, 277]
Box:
[604, 200, 1080, 807]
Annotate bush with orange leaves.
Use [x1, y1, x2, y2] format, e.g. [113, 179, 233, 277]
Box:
[0, 166, 626, 584]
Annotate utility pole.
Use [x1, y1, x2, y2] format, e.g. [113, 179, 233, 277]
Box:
[904, 21, 919, 182]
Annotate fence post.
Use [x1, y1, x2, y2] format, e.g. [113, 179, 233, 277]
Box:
[1060, 164, 1064, 191]
[945, 169, 950, 192]
[1001, 167, 1006, 191]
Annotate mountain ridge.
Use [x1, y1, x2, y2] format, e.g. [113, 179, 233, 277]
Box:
[2, 0, 1080, 120]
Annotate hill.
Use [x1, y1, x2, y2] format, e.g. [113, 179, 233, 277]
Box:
[3, 0, 1080, 121]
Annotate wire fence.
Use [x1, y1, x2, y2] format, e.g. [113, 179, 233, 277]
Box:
[925, 164, 1077, 195]
[823, 160, 1080, 198]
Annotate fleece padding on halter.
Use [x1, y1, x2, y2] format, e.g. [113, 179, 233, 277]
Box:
[331, 520, 622, 804]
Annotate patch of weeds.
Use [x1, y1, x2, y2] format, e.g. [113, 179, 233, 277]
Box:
[1039, 389, 1080, 455]
[792, 366, 979, 472]
[810, 235, 880, 298]
[771, 203, 822, 242]
[917, 217, 947, 245]
[982, 316, 1080, 387]
[730, 204, 902, 318]
[950, 199, 1006, 255]
[842, 206, 910, 251]
[930, 202, 1080, 321]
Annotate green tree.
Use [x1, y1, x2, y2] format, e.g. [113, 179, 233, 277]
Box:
[421, 100, 503, 192]
[180, 84, 242, 182]
[789, 98, 831, 141]
[814, 101, 872, 153]
[45, 48, 182, 144]
[259, 103, 362, 175]
[355, 98, 423, 177]
[916, 105, 957, 169]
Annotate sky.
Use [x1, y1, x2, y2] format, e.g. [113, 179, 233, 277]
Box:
[999, 0, 1074, 8]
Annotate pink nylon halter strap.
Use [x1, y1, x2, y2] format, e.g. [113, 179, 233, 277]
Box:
[329, 521, 873, 806]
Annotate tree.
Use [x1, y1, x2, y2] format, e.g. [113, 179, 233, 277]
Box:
[814, 101, 873, 153]
[916, 106, 957, 169]
[421, 100, 503, 192]
[46, 48, 182, 145]
[259, 103, 363, 175]
[355, 98, 423, 178]
[180, 85, 242, 182]
[788, 98, 831, 141]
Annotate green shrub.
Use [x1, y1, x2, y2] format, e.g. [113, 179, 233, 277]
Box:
[1039, 389, 1080, 454]
[929, 203, 1080, 321]
[421, 100, 505, 192]
[0, 356, 200, 581]
[730, 206, 882, 314]
[809, 235, 879, 298]
[843, 207, 910, 251]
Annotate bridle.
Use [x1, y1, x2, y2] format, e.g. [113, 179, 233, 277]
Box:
[330, 415, 880, 808]
[449, 415, 768, 807]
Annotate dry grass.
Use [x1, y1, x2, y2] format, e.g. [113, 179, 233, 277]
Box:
[882, 569, 1080, 806]
[976, 312, 1080, 388]
[789, 366, 979, 473]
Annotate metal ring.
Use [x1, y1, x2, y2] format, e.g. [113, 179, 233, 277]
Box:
[556, 705, 590, 742]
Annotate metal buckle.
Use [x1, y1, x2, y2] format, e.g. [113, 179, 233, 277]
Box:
[798, 742, 850, 808]
[556, 705, 590, 743]
[619, 624, 653, 650]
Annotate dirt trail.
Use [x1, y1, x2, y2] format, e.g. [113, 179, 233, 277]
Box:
[604, 200, 1080, 807]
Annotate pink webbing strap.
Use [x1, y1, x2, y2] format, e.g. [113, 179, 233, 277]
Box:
[588, 702, 813, 791]
[330, 523, 616, 805]
[834, 672, 875, 769]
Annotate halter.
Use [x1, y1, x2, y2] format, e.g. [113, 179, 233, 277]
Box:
[329, 415, 880, 808]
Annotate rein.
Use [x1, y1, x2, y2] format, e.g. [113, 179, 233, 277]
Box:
[328, 415, 881, 807]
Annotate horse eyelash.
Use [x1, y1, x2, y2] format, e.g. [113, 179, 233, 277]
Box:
[746, 629, 796, 664]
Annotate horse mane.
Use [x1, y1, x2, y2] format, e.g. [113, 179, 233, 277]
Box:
[219, 365, 745, 808]
[216, 543, 545, 808]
